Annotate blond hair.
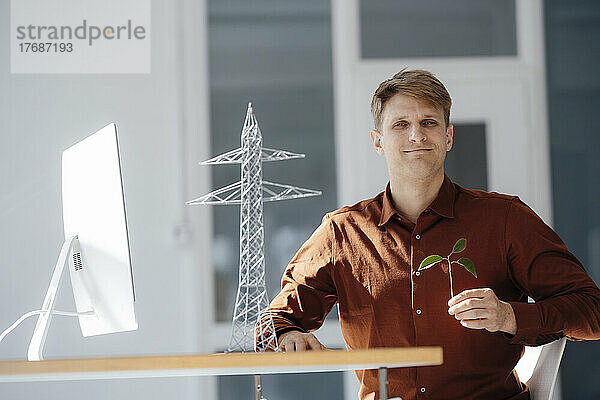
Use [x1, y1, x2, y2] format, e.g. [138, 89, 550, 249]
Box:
[371, 68, 452, 130]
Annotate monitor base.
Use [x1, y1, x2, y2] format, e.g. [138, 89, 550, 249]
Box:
[27, 236, 78, 361]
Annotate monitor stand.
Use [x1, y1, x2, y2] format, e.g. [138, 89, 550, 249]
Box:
[27, 235, 78, 361]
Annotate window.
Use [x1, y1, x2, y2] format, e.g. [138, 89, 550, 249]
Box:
[445, 123, 488, 190]
[360, 0, 517, 58]
[208, 1, 342, 398]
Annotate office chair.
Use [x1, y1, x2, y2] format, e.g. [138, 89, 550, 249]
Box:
[516, 337, 567, 400]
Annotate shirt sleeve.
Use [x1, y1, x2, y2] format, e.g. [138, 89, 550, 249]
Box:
[263, 214, 339, 338]
[503, 196, 600, 346]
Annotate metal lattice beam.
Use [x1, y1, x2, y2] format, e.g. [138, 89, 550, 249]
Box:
[200, 147, 305, 165]
[185, 180, 320, 206]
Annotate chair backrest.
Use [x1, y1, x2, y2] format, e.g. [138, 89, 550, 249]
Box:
[525, 337, 567, 400]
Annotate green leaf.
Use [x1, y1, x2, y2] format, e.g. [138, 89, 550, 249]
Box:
[418, 255, 443, 271]
[452, 238, 467, 254]
[457, 258, 477, 278]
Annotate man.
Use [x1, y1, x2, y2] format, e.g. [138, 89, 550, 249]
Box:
[260, 69, 600, 399]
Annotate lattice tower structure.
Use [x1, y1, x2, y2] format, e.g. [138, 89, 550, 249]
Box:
[187, 103, 321, 352]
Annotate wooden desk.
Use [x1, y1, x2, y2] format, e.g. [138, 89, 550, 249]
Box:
[0, 347, 442, 383]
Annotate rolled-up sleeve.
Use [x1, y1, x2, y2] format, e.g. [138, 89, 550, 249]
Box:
[265, 214, 339, 338]
[504, 197, 600, 346]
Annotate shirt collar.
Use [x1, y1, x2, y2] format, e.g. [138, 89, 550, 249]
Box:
[378, 174, 457, 227]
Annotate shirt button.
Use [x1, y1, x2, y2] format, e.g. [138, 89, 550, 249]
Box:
[420, 386, 426, 393]
[415, 271, 421, 277]
[415, 234, 421, 239]
[416, 308, 422, 315]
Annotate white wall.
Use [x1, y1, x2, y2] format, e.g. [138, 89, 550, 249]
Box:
[0, 0, 214, 398]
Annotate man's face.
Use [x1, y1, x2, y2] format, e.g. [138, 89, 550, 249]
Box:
[370, 93, 453, 181]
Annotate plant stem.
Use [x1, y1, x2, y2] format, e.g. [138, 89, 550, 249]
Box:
[448, 258, 454, 298]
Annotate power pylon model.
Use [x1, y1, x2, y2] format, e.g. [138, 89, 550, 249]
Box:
[187, 102, 321, 354]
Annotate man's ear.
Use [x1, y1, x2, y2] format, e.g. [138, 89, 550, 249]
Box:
[370, 129, 384, 155]
[446, 124, 454, 152]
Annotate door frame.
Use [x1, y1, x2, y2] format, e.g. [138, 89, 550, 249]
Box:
[330, 1, 554, 399]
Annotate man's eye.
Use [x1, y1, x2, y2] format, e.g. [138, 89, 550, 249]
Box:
[394, 122, 408, 127]
[423, 120, 437, 126]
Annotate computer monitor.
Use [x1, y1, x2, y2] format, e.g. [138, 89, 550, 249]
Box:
[27, 123, 137, 360]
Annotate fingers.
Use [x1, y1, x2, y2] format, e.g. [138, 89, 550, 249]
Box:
[295, 340, 307, 352]
[448, 288, 493, 307]
[281, 340, 294, 353]
[448, 298, 487, 315]
[454, 308, 489, 321]
[278, 331, 300, 352]
[278, 333, 325, 352]
[459, 317, 502, 332]
[306, 334, 326, 351]
[459, 318, 489, 330]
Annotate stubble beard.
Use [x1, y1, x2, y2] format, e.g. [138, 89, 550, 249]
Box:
[391, 152, 444, 183]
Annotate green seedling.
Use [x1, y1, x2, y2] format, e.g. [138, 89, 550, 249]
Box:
[418, 238, 477, 298]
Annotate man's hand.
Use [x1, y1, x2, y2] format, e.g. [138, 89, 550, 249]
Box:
[278, 330, 327, 352]
[447, 288, 517, 335]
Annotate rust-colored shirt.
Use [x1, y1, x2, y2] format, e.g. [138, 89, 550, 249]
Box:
[266, 174, 600, 400]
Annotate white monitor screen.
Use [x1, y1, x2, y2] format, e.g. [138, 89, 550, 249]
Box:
[61, 123, 137, 337]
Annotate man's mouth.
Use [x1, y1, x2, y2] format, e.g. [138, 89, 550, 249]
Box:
[404, 149, 432, 153]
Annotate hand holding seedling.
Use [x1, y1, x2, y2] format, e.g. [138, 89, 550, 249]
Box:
[447, 288, 517, 335]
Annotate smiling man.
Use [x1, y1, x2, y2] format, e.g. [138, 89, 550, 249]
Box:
[259, 69, 600, 400]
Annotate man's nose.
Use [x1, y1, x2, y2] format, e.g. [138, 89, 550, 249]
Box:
[408, 125, 427, 142]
